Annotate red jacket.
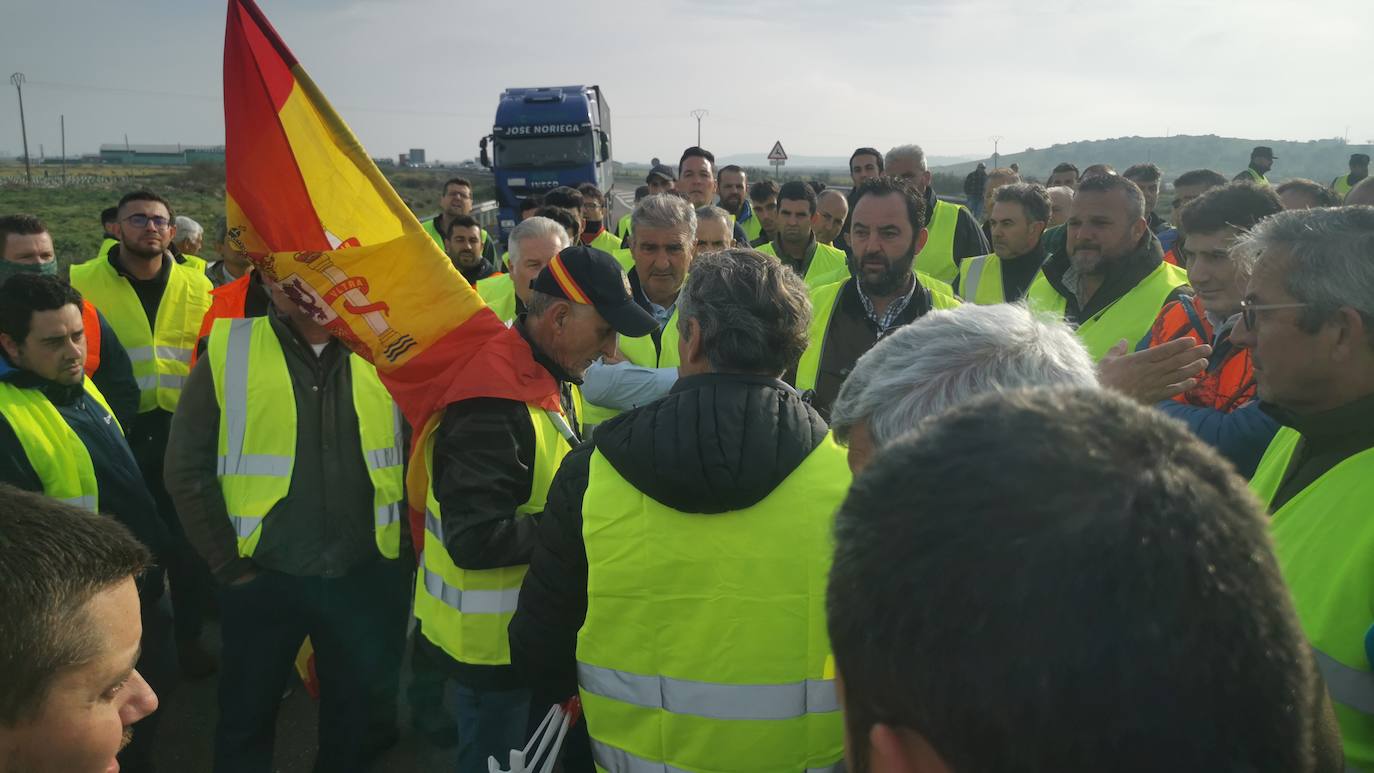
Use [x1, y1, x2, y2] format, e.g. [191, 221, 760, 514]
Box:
[1147, 295, 1254, 411]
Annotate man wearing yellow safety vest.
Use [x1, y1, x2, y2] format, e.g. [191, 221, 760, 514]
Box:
[1236, 207, 1374, 770]
[415, 245, 656, 772]
[69, 190, 218, 679]
[717, 164, 763, 243]
[575, 182, 623, 253]
[172, 215, 210, 274]
[511, 248, 853, 773]
[0, 273, 179, 773]
[678, 147, 750, 247]
[443, 213, 499, 286]
[883, 144, 990, 284]
[693, 205, 736, 254]
[1026, 174, 1190, 361]
[165, 276, 412, 772]
[787, 176, 962, 416]
[422, 177, 498, 264]
[477, 216, 571, 324]
[814, 188, 849, 248]
[1234, 145, 1276, 186]
[747, 179, 780, 247]
[1332, 153, 1369, 201]
[954, 182, 1050, 304]
[756, 181, 851, 288]
[614, 185, 649, 242]
[580, 194, 698, 426]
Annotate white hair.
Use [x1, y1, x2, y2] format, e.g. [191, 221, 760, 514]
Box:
[632, 193, 697, 239]
[885, 144, 928, 172]
[173, 216, 202, 242]
[507, 216, 570, 264]
[1047, 186, 1075, 201]
[830, 303, 1099, 448]
[1232, 205, 1374, 323]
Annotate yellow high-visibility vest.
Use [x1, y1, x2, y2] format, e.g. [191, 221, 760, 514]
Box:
[0, 377, 119, 511]
[1024, 261, 1189, 361]
[71, 254, 212, 413]
[206, 316, 405, 558]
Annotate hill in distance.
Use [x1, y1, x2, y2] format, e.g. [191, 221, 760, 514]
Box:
[932, 135, 1372, 185]
[716, 153, 982, 170]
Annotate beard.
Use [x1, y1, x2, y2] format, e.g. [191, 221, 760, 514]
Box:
[121, 237, 164, 261]
[855, 242, 917, 298]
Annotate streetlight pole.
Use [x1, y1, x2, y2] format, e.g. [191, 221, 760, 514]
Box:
[989, 135, 1004, 169]
[690, 109, 709, 147]
[11, 73, 31, 185]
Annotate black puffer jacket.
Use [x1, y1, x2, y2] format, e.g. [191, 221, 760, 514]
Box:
[508, 373, 829, 701]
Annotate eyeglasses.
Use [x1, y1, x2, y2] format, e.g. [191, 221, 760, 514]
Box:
[123, 214, 172, 231]
[1239, 298, 1308, 329]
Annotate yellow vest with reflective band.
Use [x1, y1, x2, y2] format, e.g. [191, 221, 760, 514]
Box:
[736, 210, 763, 243]
[206, 317, 405, 559]
[794, 276, 961, 393]
[914, 198, 962, 284]
[476, 274, 518, 324]
[97, 238, 116, 262]
[957, 253, 1008, 304]
[1251, 426, 1374, 770]
[582, 306, 680, 427]
[180, 253, 208, 273]
[1334, 174, 1357, 199]
[589, 229, 622, 253]
[755, 240, 849, 288]
[71, 254, 212, 413]
[414, 403, 572, 666]
[577, 436, 851, 773]
[610, 248, 635, 273]
[0, 377, 119, 511]
[1024, 261, 1188, 361]
[616, 213, 633, 241]
[1243, 168, 1270, 187]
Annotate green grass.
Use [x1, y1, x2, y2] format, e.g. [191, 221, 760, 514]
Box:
[0, 163, 494, 271]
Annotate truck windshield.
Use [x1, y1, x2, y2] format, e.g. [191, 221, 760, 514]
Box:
[494, 135, 595, 169]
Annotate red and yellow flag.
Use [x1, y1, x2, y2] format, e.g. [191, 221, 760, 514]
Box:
[223, 0, 557, 550]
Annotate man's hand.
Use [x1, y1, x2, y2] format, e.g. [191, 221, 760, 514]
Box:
[1098, 337, 1211, 404]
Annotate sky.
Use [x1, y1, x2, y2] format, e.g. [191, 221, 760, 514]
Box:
[2, 0, 1370, 165]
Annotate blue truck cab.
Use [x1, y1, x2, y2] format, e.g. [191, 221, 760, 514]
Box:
[480, 85, 613, 245]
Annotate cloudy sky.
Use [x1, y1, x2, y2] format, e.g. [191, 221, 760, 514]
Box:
[2, 0, 1369, 164]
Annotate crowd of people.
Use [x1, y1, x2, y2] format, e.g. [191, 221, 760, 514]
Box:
[1, 140, 1373, 773]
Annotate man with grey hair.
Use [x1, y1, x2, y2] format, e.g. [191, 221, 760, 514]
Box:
[1046, 185, 1074, 228]
[171, 215, 208, 273]
[476, 216, 570, 323]
[831, 303, 1098, 473]
[1026, 173, 1191, 361]
[1235, 205, 1374, 770]
[693, 205, 735, 254]
[512, 248, 851, 773]
[884, 144, 989, 284]
[579, 193, 698, 427]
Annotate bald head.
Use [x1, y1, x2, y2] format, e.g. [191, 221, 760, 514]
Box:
[1346, 176, 1374, 207]
[815, 189, 850, 245]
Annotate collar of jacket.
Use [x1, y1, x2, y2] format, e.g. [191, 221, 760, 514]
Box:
[1262, 391, 1374, 446]
[108, 242, 178, 282]
[670, 371, 797, 397]
[514, 316, 579, 385]
[922, 186, 940, 223]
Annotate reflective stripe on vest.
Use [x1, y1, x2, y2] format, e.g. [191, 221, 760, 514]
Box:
[81, 301, 102, 377]
[71, 254, 212, 413]
[207, 316, 405, 558]
[914, 198, 961, 284]
[755, 240, 849, 288]
[1252, 426, 1374, 768]
[616, 213, 634, 240]
[1024, 261, 1188, 361]
[589, 738, 845, 773]
[0, 377, 118, 511]
[958, 253, 1007, 304]
[794, 276, 962, 393]
[414, 404, 570, 665]
[577, 437, 851, 773]
[476, 274, 517, 324]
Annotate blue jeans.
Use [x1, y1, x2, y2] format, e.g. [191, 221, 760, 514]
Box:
[449, 683, 531, 773]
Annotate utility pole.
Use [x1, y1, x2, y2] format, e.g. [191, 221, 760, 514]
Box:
[989, 135, 1004, 169]
[60, 115, 66, 184]
[11, 73, 31, 185]
[690, 109, 709, 147]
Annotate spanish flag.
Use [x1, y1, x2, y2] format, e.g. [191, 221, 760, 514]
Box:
[223, 0, 554, 554]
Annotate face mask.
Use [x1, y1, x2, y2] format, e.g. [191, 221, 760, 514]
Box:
[0, 260, 58, 284]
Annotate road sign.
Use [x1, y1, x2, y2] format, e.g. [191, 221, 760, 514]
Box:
[767, 141, 788, 162]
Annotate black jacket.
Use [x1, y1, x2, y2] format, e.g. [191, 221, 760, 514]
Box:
[0, 358, 172, 566]
[87, 308, 141, 430]
[509, 373, 829, 702]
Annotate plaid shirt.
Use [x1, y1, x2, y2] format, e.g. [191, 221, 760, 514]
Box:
[856, 274, 918, 338]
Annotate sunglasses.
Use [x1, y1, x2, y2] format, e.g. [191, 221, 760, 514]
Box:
[1239, 298, 1308, 329]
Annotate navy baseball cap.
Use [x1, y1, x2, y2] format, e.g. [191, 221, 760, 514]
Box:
[531, 245, 657, 337]
[646, 164, 677, 184]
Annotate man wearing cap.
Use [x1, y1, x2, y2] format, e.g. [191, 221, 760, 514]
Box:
[646, 164, 676, 196]
[412, 244, 656, 773]
[1236, 146, 1276, 186]
[1333, 153, 1370, 200]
